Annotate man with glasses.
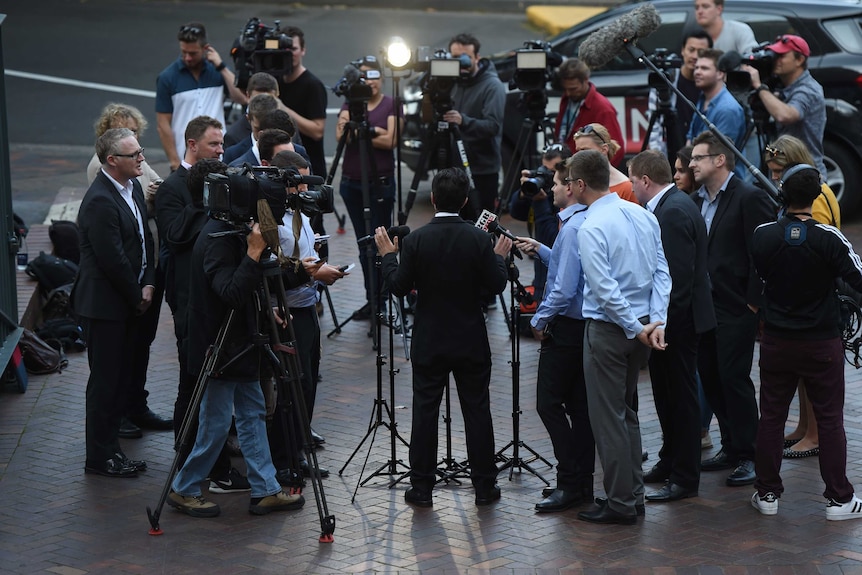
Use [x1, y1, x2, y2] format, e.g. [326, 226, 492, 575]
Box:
[688, 131, 774, 489]
[742, 35, 827, 176]
[554, 58, 624, 166]
[513, 155, 594, 514]
[156, 22, 247, 172]
[74, 128, 155, 478]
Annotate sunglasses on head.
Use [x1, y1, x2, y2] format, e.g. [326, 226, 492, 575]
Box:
[574, 124, 607, 145]
[178, 24, 204, 41]
[765, 144, 786, 159]
[774, 35, 806, 54]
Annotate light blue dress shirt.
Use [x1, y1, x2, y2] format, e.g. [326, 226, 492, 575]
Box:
[579, 193, 671, 339]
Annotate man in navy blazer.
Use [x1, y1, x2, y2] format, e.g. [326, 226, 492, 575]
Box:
[689, 131, 775, 487]
[629, 150, 716, 501]
[376, 168, 511, 508]
[74, 128, 156, 478]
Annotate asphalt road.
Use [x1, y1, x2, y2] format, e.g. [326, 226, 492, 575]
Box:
[2, 0, 536, 225]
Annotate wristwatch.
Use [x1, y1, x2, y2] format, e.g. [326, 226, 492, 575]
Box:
[755, 85, 769, 94]
[215, 62, 227, 72]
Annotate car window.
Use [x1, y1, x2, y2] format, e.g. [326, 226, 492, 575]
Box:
[823, 17, 862, 54]
[555, 11, 689, 72]
[723, 11, 797, 51]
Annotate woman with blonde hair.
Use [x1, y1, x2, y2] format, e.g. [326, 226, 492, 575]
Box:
[572, 123, 637, 203]
[764, 134, 841, 460]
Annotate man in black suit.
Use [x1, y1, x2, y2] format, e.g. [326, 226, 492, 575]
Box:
[629, 150, 716, 501]
[689, 131, 775, 487]
[375, 168, 511, 507]
[75, 128, 155, 478]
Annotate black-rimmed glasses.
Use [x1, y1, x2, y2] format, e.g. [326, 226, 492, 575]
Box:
[113, 148, 145, 160]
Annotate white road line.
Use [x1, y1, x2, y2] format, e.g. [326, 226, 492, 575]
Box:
[6, 69, 157, 98]
[7, 69, 344, 115]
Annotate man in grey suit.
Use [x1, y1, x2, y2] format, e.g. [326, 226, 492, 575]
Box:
[74, 128, 155, 478]
[629, 149, 716, 502]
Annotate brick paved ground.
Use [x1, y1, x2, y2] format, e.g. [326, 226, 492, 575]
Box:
[3, 181, 862, 574]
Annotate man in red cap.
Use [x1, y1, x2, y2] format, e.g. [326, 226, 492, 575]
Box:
[741, 34, 826, 176]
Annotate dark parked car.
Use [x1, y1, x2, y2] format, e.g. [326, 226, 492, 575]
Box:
[401, 0, 862, 216]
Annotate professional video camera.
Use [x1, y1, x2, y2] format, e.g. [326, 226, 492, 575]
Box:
[205, 166, 333, 225]
[725, 41, 776, 94]
[417, 50, 470, 119]
[511, 41, 563, 93]
[230, 17, 293, 91]
[521, 165, 555, 198]
[646, 48, 683, 89]
[332, 60, 381, 103]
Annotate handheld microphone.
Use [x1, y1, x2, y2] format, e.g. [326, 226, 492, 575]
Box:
[357, 225, 410, 248]
[474, 210, 522, 259]
[578, 4, 661, 69]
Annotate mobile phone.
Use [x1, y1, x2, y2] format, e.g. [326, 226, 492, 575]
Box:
[315, 234, 331, 244]
[338, 263, 355, 273]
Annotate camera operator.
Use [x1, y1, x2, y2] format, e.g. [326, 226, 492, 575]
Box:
[168, 176, 307, 518]
[509, 144, 571, 297]
[741, 35, 827, 176]
[554, 58, 624, 167]
[513, 156, 594, 513]
[335, 55, 402, 321]
[647, 30, 713, 156]
[375, 168, 511, 508]
[444, 33, 506, 220]
[270, 150, 345, 479]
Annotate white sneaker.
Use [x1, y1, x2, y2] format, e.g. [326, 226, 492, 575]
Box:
[826, 494, 862, 521]
[751, 491, 778, 515]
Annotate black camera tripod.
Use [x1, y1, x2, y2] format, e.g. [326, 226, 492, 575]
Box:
[642, 71, 685, 162]
[146, 247, 335, 543]
[495, 250, 552, 484]
[498, 90, 556, 213]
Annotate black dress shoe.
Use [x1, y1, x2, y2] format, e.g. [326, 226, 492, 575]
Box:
[702, 449, 737, 471]
[645, 482, 697, 502]
[128, 409, 173, 431]
[405, 487, 433, 507]
[114, 451, 147, 472]
[578, 504, 637, 525]
[310, 428, 326, 448]
[535, 489, 586, 513]
[726, 459, 756, 486]
[595, 497, 645, 516]
[85, 456, 138, 478]
[643, 464, 670, 484]
[118, 417, 142, 439]
[475, 484, 501, 506]
[299, 460, 329, 478]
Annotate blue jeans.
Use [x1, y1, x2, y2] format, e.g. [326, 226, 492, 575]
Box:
[172, 377, 280, 498]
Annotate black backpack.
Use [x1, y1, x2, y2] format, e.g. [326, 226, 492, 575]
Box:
[25, 252, 78, 294]
[48, 220, 80, 264]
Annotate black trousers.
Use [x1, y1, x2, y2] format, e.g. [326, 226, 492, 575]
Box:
[648, 319, 701, 489]
[127, 264, 164, 415]
[698, 309, 759, 462]
[410, 356, 497, 491]
[536, 317, 594, 491]
[83, 315, 139, 464]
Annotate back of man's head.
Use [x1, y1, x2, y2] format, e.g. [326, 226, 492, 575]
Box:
[781, 164, 821, 208]
[629, 149, 673, 185]
[692, 131, 735, 172]
[185, 115, 223, 145]
[557, 58, 590, 82]
[96, 128, 135, 164]
[178, 22, 207, 46]
[247, 72, 279, 96]
[270, 150, 308, 172]
[258, 129, 293, 163]
[187, 158, 227, 206]
[247, 94, 279, 123]
[259, 109, 297, 138]
[567, 149, 610, 191]
[432, 168, 470, 213]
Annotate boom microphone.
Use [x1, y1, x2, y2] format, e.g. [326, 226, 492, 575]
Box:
[357, 225, 410, 248]
[578, 3, 662, 69]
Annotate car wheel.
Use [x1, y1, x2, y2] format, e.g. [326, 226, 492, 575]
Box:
[824, 139, 861, 220]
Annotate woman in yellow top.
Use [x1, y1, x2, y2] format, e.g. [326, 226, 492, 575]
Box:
[764, 134, 841, 459]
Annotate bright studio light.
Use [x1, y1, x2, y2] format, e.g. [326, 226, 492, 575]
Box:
[386, 37, 412, 69]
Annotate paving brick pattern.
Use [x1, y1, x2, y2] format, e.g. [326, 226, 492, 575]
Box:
[3, 190, 862, 574]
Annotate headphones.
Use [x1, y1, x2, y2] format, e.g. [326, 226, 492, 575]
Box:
[778, 163, 821, 205]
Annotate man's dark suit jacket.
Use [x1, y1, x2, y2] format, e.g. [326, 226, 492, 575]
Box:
[228, 144, 312, 170]
[381, 215, 508, 367]
[154, 166, 206, 328]
[73, 171, 154, 320]
[693, 174, 775, 314]
[224, 115, 251, 150]
[652, 186, 716, 336]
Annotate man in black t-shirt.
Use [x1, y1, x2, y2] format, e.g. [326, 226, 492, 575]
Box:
[278, 26, 327, 178]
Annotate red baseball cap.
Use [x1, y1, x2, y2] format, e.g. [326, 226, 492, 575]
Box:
[767, 35, 811, 57]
